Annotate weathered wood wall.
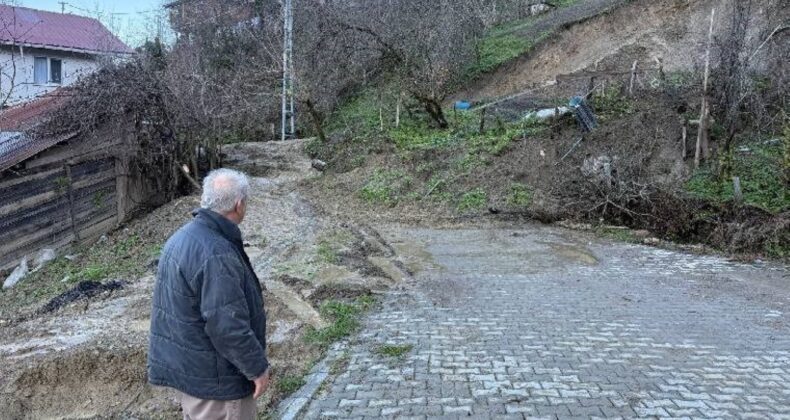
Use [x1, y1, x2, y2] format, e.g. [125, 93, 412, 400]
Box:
[0, 153, 119, 270]
[0, 120, 159, 271]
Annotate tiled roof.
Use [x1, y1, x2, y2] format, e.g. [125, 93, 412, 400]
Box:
[0, 5, 134, 54]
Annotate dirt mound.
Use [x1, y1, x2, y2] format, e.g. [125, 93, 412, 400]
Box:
[462, 0, 781, 102]
[0, 346, 174, 420]
[308, 284, 372, 306]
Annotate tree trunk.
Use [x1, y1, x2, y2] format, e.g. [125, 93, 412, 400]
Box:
[696, 8, 716, 168]
[719, 124, 738, 181]
[395, 92, 402, 128]
[417, 95, 448, 129]
[304, 99, 327, 143]
[681, 120, 688, 160]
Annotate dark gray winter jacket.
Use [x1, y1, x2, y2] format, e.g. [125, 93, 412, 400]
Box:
[148, 208, 268, 400]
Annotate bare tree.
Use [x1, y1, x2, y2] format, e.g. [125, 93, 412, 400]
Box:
[289, 1, 374, 142]
[0, 7, 32, 109]
[709, 0, 789, 182]
[163, 0, 282, 173]
[327, 0, 485, 129]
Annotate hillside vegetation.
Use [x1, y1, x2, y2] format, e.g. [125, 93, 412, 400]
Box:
[33, 0, 789, 260]
[303, 0, 789, 260]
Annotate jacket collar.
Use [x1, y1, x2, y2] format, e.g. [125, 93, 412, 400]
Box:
[192, 208, 243, 245]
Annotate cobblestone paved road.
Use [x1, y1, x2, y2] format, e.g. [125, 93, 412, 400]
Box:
[303, 225, 790, 419]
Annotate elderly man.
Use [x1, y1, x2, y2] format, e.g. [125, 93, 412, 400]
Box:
[148, 168, 270, 420]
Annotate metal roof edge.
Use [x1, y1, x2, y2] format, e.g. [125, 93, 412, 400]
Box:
[0, 130, 79, 174]
[0, 40, 135, 55]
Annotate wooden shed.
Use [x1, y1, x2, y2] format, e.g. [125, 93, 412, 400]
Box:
[0, 94, 163, 271]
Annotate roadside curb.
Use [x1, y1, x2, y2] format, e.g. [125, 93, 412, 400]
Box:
[277, 343, 346, 420]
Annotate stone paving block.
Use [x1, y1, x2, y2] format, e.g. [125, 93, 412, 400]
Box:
[300, 228, 790, 419]
[505, 403, 534, 414]
[443, 405, 472, 415]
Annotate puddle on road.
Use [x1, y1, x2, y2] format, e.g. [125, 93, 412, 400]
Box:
[386, 231, 599, 277]
[316, 265, 358, 285]
[392, 241, 444, 273]
[544, 242, 599, 266]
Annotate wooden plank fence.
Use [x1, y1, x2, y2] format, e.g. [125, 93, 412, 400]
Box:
[0, 155, 119, 270]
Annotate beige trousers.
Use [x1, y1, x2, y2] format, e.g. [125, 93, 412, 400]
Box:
[179, 392, 257, 420]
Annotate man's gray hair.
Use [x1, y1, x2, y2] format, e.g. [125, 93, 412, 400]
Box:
[200, 168, 250, 213]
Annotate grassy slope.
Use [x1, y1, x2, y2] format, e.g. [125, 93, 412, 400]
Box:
[686, 143, 788, 214]
[465, 1, 580, 81]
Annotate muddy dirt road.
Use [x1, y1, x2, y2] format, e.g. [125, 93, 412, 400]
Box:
[304, 226, 790, 418]
[0, 140, 400, 419]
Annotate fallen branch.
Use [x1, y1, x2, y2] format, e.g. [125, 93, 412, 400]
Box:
[748, 24, 790, 62]
[179, 163, 202, 190]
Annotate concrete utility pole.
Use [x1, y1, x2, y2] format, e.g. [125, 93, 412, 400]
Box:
[59, 1, 67, 13]
[281, 0, 295, 141]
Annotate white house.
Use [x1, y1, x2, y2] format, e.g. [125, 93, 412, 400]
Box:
[0, 5, 134, 106]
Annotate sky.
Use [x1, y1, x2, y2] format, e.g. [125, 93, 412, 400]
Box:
[12, 0, 170, 47]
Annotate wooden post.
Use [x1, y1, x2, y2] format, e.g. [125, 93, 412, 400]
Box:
[115, 158, 127, 225]
[628, 60, 638, 96]
[395, 92, 401, 128]
[654, 57, 665, 82]
[191, 147, 200, 184]
[681, 120, 688, 160]
[64, 164, 80, 241]
[378, 90, 385, 131]
[696, 8, 715, 168]
[732, 176, 743, 203]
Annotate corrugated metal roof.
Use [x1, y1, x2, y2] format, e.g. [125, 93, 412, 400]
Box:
[0, 5, 134, 54]
[0, 90, 75, 173]
[0, 130, 76, 173]
[0, 89, 66, 131]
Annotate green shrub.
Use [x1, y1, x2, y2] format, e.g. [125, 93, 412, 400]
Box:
[276, 375, 306, 394]
[507, 183, 533, 207]
[360, 170, 413, 205]
[327, 93, 382, 138]
[469, 127, 523, 156]
[457, 188, 487, 212]
[389, 123, 460, 151]
[686, 143, 788, 213]
[304, 137, 328, 159]
[304, 297, 375, 349]
[79, 264, 111, 281]
[316, 241, 339, 264]
[591, 83, 634, 120]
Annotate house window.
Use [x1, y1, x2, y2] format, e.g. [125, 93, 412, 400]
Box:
[50, 59, 62, 84]
[33, 57, 47, 84]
